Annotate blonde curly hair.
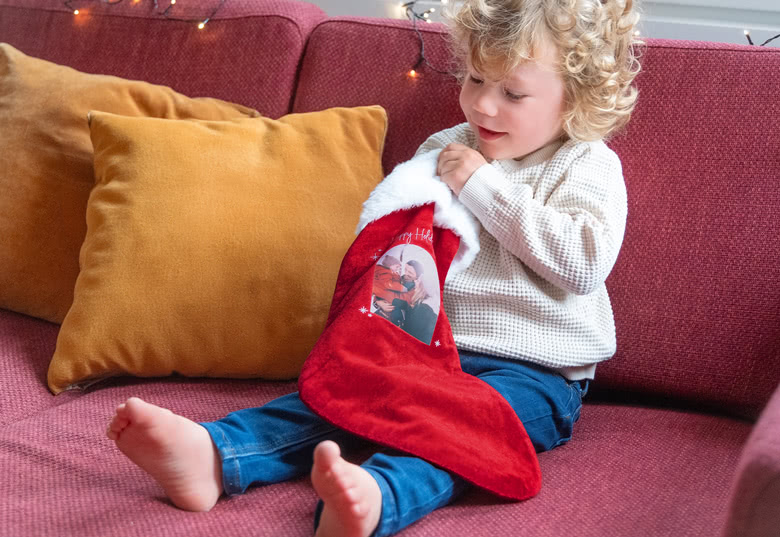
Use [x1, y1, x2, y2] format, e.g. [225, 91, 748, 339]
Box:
[446, 0, 642, 142]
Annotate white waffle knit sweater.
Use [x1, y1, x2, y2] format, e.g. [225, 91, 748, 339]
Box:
[416, 123, 627, 380]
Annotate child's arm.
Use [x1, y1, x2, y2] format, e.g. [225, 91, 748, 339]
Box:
[460, 144, 627, 296]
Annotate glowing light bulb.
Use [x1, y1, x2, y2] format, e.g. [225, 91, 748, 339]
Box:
[171, 0, 176, 3]
[408, 69, 418, 78]
[73, 9, 79, 15]
[198, 22, 206, 29]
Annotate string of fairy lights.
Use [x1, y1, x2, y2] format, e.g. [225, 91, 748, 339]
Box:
[743, 29, 780, 47]
[64, 0, 225, 30]
[402, 0, 450, 79]
[61, 0, 453, 77]
[62, 0, 780, 55]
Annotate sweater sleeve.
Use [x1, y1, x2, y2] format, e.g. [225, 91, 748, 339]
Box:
[459, 143, 627, 296]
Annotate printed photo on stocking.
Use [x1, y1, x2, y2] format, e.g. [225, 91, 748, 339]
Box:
[371, 244, 440, 345]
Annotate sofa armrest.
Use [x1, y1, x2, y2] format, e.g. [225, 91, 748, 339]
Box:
[721, 381, 780, 537]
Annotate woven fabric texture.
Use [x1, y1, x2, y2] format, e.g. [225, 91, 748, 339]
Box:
[0, 310, 64, 425]
[0, 0, 326, 118]
[0, 313, 751, 537]
[293, 18, 463, 173]
[602, 42, 780, 418]
[722, 384, 780, 537]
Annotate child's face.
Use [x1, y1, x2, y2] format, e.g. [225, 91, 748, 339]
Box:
[459, 43, 566, 161]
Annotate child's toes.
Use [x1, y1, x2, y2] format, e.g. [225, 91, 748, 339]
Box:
[108, 416, 126, 435]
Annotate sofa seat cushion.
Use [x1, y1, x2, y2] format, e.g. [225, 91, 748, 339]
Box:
[406, 404, 751, 536]
[0, 309, 74, 426]
[0, 375, 751, 536]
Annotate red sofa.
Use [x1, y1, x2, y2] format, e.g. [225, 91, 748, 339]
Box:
[1, 1, 779, 536]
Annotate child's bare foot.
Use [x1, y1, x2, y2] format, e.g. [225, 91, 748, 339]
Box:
[106, 397, 223, 512]
[312, 440, 382, 537]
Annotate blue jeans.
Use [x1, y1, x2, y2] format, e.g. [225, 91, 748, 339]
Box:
[200, 353, 588, 536]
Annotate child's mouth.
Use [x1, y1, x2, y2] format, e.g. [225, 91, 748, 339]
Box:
[477, 125, 506, 141]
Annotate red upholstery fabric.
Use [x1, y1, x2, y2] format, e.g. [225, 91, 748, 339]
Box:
[601, 41, 780, 419]
[0, 309, 72, 425]
[0, 314, 751, 537]
[415, 403, 751, 537]
[293, 18, 463, 173]
[0, 0, 326, 118]
[0, 371, 315, 537]
[722, 383, 780, 537]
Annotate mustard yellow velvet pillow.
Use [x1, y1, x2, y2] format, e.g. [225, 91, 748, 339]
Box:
[47, 106, 387, 394]
[0, 43, 259, 323]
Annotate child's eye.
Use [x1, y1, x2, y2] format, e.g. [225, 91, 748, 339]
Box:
[468, 75, 483, 85]
[504, 90, 526, 102]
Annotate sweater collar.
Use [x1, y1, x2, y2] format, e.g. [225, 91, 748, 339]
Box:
[493, 138, 564, 173]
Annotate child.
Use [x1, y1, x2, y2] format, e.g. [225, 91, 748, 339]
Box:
[106, 1, 641, 536]
[372, 254, 405, 322]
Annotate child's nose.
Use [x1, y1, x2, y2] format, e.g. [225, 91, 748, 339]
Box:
[472, 90, 498, 117]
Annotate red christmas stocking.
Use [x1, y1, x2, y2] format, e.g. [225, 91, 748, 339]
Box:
[298, 150, 541, 500]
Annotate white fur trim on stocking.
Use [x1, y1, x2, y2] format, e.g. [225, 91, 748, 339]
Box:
[357, 149, 480, 276]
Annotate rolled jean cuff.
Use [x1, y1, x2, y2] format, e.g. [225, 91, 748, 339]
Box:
[198, 421, 244, 495]
[363, 467, 396, 537]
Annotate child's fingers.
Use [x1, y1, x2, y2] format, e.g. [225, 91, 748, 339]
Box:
[437, 152, 461, 174]
[436, 150, 453, 175]
[437, 161, 454, 179]
[444, 142, 469, 152]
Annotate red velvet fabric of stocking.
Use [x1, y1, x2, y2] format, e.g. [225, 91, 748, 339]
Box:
[299, 203, 541, 500]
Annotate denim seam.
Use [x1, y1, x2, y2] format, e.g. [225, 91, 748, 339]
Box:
[201, 422, 242, 495]
[260, 421, 338, 451]
[364, 468, 396, 537]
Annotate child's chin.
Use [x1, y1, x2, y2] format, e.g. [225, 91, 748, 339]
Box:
[478, 145, 505, 161]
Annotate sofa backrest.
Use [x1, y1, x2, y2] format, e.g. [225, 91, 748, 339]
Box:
[293, 17, 463, 172]
[296, 18, 780, 419]
[600, 40, 780, 419]
[0, 0, 326, 118]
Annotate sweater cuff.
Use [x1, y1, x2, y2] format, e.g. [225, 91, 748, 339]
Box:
[459, 163, 511, 222]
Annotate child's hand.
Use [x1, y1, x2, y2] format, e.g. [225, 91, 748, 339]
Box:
[437, 143, 487, 196]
